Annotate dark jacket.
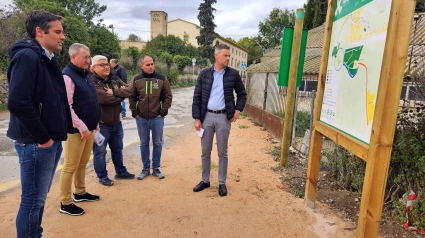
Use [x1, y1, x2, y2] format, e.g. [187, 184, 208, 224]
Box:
[7, 39, 73, 144]
[129, 70, 172, 119]
[192, 66, 246, 122]
[111, 64, 127, 83]
[63, 62, 100, 132]
[92, 73, 131, 125]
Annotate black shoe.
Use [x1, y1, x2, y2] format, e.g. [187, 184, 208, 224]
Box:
[60, 203, 84, 216]
[115, 171, 135, 179]
[219, 184, 227, 196]
[73, 192, 100, 203]
[193, 181, 210, 192]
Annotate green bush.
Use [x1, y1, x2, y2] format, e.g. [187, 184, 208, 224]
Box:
[325, 144, 366, 192]
[387, 106, 425, 229]
[295, 111, 311, 137]
[173, 55, 191, 72]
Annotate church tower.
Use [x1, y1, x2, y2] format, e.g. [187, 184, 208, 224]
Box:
[150, 11, 168, 39]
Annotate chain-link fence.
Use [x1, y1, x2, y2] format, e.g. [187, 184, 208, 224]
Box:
[246, 71, 425, 157]
[245, 72, 318, 155]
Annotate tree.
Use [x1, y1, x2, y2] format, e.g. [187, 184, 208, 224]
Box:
[258, 8, 295, 50]
[55, 0, 106, 25]
[11, 0, 91, 66]
[236, 37, 263, 66]
[123, 46, 140, 69]
[88, 25, 121, 61]
[141, 34, 200, 59]
[312, 0, 327, 28]
[159, 51, 173, 70]
[173, 55, 191, 72]
[225, 37, 236, 44]
[127, 33, 141, 42]
[196, 0, 217, 62]
[304, 0, 315, 30]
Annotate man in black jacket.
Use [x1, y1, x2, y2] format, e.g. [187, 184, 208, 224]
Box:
[110, 59, 128, 118]
[192, 44, 246, 197]
[7, 10, 72, 238]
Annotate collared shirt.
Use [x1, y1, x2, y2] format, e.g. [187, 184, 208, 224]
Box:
[207, 67, 226, 111]
[41, 46, 54, 60]
[63, 75, 88, 133]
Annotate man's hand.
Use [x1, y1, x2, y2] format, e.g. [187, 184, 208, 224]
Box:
[157, 115, 162, 118]
[80, 130, 91, 140]
[120, 85, 126, 89]
[135, 115, 140, 118]
[194, 119, 202, 131]
[96, 126, 100, 132]
[231, 110, 241, 123]
[38, 139, 54, 148]
[104, 87, 113, 95]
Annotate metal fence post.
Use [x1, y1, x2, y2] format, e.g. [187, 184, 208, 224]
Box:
[291, 88, 299, 146]
[263, 73, 269, 111]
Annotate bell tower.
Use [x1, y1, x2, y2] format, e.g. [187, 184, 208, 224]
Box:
[150, 11, 168, 39]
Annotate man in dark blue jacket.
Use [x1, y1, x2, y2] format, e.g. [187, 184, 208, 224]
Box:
[7, 10, 72, 238]
[110, 59, 128, 118]
[192, 44, 246, 197]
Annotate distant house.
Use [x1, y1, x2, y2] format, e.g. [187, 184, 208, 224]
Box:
[120, 40, 147, 51]
[150, 11, 248, 74]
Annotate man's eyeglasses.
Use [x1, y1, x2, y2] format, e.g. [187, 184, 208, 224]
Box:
[144, 63, 154, 66]
[95, 63, 110, 68]
[78, 55, 91, 61]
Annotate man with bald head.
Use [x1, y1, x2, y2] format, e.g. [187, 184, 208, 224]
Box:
[129, 55, 172, 180]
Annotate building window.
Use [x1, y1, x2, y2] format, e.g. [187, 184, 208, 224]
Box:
[231, 58, 233, 67]
[232, 48, 234, 53]
[183, 34, 189, 42]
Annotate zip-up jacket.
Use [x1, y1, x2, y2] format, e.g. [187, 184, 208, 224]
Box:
[7, 39, 73, 144]
[192, 66, 247, 122]
[92, 73, 131, 125]
[129, 70, 172, 119]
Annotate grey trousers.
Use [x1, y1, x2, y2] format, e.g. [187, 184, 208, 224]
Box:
[201, 112, 231, 184]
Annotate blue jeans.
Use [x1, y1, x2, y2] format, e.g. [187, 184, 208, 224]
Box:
[136, 116, 164, 169]
[14, 140, 62, 238]
[93, 122, 127, 179]
[121, 100, 126, 117]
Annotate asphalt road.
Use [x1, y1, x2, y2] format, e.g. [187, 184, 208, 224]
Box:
[0, 86, 196, 191]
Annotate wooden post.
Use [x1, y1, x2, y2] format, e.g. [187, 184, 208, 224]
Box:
[280, 8, 305, 167]
[356, 0, 416, 237]
[304, 0, 334, 208]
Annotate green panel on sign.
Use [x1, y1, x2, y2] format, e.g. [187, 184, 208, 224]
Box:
[297, 29, 308, 87]
[277, 27, 294, 87]
[333, 0, 373, 22]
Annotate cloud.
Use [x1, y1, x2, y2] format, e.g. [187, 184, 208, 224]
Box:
[0, 0, 306, 41]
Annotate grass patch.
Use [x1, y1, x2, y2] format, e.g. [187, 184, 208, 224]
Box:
[268, 146, 281, 161]
[0, 103, 7, 111]
[238, 124, 249, 129]
[196, 161, 219, 171]
[294, 189, 305, 198]
[239, 111, 247, 119]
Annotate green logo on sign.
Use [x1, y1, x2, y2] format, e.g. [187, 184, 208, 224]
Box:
[334, 0, 374, 22]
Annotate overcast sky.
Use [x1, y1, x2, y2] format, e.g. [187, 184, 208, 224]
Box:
[0, 0, 306, 41]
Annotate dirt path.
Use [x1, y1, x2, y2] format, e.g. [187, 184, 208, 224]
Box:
[0, 118, 355, 237]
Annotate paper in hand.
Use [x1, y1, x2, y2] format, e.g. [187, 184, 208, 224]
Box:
[94, 131, 105, 146]
[198, 128, 204, 138]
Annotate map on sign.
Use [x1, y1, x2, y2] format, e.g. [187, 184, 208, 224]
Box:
[320, 0, 392, 144]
